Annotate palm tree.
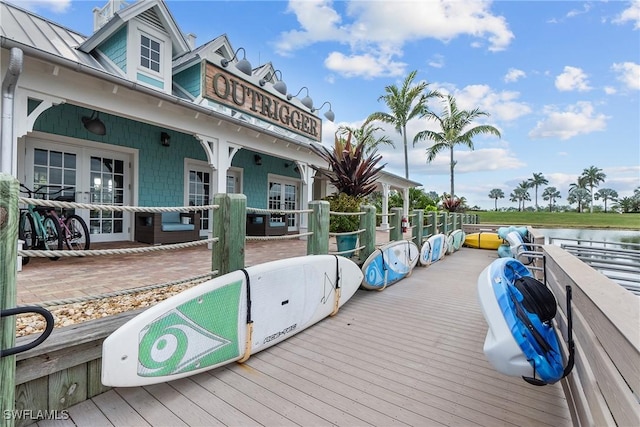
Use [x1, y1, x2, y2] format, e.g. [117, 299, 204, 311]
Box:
[510, 183, 531, 211]
[337, 123, 394, 155]
[366, 70, 440, 179]
[594, 188, 618, 213]
[568, 177, 588, 212]
[579, 166, 606, 213]
[527, 172, 548, 210]
[542, 186, 561, 212]
[414, 94, 501, 198]
[488, 188, 504, 211]
[567, 187, 590, 212]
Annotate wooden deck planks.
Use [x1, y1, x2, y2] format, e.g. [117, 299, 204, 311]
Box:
[64, 247, 572, 426]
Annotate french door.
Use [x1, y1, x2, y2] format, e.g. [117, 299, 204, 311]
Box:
[268, 176, 299, 232]
[186, 162, 213, 237]
[24, 138, 132, 242]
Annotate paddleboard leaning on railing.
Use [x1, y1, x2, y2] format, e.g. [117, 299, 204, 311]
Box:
[101, 255, 363, 387]
[477, 257, 574, 386]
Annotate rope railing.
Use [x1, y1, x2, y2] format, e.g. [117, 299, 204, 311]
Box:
[18, 197, 219, 213]
[375, 212, 396, 217]
[19, 238, 217, 258]
[329, 210, 366, 216]
[246, 232, 313, 241]
[329, 229, 366, 237]
[246, 207, 312, 215]
[330, 245, 366, 256]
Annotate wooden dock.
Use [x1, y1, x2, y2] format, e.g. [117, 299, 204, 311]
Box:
[32, 248, 572, 426]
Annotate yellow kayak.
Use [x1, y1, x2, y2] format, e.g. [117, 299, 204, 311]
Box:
[464, 232, 503, 250]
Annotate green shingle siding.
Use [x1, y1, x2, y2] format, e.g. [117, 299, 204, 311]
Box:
[174, 64, 201, 97]
[98, 26, 128, 72]
[32, 104, 207, 207]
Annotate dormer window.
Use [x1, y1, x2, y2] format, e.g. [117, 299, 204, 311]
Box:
[140, 34, 161, 73]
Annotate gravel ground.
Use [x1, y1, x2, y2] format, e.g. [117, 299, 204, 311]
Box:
[14, 283, 195, 338]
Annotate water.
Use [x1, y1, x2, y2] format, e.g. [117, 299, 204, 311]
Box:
[535, 228, 640, 295]
[536, 228, 640, 248]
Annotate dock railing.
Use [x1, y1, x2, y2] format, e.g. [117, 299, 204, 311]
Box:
[543, 244, 640, 427]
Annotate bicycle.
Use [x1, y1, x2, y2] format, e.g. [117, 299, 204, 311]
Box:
[19, 184, 91, 264]
[19, 184, 63, 264]
[45, 187, 91, 251]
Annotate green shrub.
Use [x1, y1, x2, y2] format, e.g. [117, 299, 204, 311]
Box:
[326, 193, 363, 233]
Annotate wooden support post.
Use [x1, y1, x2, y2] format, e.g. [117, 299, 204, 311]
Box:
[307, 200, 329, 255]
[441, 211, 450, 234]
[1, 174, 18, 427]
[451, 213, 459, 230]
[212, 193, 246, 276]
[359, 205, 376, 261]
[390, 207, 403, 242]
[429, 211, 439, 235]
[424, 211, 434, 238]
[412, 209, 424, 246]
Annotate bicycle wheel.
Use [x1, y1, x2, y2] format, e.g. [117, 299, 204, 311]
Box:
[19, 212, 36, 249]
[19, 212, 35, 265]
[64, 214, 90, 250]
[43, 214, 63, 260]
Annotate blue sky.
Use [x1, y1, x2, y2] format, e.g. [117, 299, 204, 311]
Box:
[15, 0, 640, 210]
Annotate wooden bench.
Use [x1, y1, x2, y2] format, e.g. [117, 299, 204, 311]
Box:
[134, 211, 201, 244]
[246, 213, 287, 236]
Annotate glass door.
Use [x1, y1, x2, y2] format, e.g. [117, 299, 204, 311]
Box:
[187, 166, 211, 236]
[268, 178, 299, 231]
[24, 138, 131, 243]
[88, 155, 128, 241]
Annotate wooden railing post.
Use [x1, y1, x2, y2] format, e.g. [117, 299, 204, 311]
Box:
[1, 174, 18, 427]
[212, 193, 246, 276]
[390, 207, 403, 241]
[451, 213, 459, 230]
[425, 211, 436, 238]
[359, 205, 376, 261]
[441, 211, 450, 234]
[307, 200, 329, 255]
[412, 209, 424, 246]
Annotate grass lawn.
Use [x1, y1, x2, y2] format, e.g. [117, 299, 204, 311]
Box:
[474, 211, 640, 230]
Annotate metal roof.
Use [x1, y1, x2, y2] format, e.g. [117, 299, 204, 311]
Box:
[1, 1, 104, 71]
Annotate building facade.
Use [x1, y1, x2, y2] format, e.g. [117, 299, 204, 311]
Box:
[0, 0, 419, 243]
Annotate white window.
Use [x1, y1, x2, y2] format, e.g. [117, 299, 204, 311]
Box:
[140, 34, 160, 73]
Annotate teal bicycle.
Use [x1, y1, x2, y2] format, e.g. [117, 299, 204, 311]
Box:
[19, 184, 64, 264]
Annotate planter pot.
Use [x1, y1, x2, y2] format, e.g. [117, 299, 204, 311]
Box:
[336, 234, 358, 258]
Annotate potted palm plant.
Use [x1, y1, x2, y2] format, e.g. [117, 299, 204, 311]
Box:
[309, 130, 385, 257]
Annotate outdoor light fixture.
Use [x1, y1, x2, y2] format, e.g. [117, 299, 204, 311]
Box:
[221, 47, 252, 76]
[312, 101, 335, 122]
[254, 154, 262, 165]
[287, 86, 313, 110]
[81, 110, 106, 135]
[259, 70, 287, 96]
[160, 132, 171, 147]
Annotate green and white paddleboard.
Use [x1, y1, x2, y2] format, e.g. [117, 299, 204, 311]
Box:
[101, 255, 363, 387]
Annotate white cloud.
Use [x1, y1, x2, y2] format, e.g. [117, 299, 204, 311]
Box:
[504, 68, 526, 83]
[611, 61, 640, 90]
[450, 84, 532, 122]
[276, 0, 514, 78]
[428, 54, 445, 69]
[567, 3, 592, 18]
[555, 66, 592, 92]
[612, 0, 640, 30]
[324, 51, 406, 79]
[528, 101, 609, 140]
[12, 0, 71, 13]
[604, 86, 617, 95]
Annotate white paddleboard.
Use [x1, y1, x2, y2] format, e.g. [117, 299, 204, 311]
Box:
[361, 240, 419, 290]
[101, 255, 363, 387]
[450, 229, 465, 251]
[419, 233, 446, 266]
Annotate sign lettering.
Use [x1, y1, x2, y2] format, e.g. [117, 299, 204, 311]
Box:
[204, 62, 321, 142]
